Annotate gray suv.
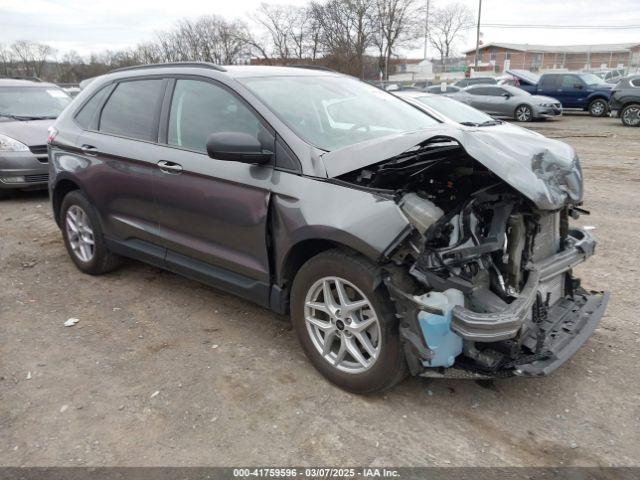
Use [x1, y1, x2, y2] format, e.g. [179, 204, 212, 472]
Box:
[49, 63, 608, 393]
[0, 79, 72, 195]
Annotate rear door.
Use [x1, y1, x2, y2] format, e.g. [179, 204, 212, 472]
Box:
[152, 76, 275, 304]
[75, 77, 168, 262]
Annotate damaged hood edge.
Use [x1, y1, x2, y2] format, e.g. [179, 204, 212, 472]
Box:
[321, 126, 583, 211]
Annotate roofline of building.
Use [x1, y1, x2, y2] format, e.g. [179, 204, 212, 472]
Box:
[463, 42, 640, 54]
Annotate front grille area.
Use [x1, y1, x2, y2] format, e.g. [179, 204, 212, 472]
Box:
[24, 174, 49, 183]
[29, 145, 48, 155]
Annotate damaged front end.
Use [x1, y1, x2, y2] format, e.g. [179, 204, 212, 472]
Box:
[328, 128, 609, 379]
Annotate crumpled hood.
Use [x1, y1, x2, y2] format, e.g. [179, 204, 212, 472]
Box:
[322, 125, 582, 210]
[0, 119, 52, 147]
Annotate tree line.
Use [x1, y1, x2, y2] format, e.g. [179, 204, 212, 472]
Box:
[0, 0, 473, 83]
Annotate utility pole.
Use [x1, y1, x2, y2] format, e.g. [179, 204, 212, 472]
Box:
[423, 0, 430, 59]
[474, 0, 482, 70]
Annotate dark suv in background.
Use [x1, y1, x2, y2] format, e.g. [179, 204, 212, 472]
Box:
[48, 63, 607, 393]
[609, 75, 640, 127]
[0, 79, 72, 196]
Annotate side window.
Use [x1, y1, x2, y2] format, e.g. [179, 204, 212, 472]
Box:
[168, 79, 262, 153]
[561, 75, 580, 89]
[99, 79, 165, 141]
[75, 86, 110, 130]
[468, 87, 487, 95]
[486, 87, 504, 96]
[540, 75, 560, 90]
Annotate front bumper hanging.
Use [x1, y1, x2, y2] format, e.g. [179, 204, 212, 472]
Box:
[450, 228, 597, 342]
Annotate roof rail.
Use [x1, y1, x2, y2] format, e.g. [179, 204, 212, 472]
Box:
[289, 64, 337, 73]
[110, 62, 227, 74]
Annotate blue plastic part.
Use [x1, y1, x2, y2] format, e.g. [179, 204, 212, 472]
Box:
[416, 290, 464, 368]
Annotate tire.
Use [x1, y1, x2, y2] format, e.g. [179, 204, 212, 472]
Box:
[588, 98, 608, 117]
[514, 104, 533, 122]
[60, 190, 122, 275]
[620, 104, 640, 127]
[290, 249, 407, 394]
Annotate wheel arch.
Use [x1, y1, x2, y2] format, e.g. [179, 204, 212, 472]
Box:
[52, 178, 81, 227]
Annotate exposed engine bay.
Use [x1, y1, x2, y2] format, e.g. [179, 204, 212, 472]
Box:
[336, 137, 609, 378]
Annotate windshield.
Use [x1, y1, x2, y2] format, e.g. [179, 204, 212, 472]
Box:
[240, 76, 439, 151]
[578, 73, 607, 86]
[415, 95, 494, 124]
[0, 86, 72, 119]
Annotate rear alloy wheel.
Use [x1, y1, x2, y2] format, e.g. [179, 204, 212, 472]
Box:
[515, 104, 533, 122]
[621, 104, 640, 127]
[61, 190, 122, 275]
[588, 98, 608, 117]
[291, 249, 407, 393]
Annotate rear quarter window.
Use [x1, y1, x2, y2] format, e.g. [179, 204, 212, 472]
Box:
[74, 86, 111, 129]
[99, 79, 165, 141]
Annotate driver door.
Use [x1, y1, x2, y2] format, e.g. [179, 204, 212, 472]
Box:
[152, 77, 276, 304]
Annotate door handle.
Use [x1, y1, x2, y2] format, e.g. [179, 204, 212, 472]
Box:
[157, 160, 183, 174]
[80, 144, 98, 156]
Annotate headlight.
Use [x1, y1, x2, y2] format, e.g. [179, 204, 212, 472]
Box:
[0, 133, 29, 152]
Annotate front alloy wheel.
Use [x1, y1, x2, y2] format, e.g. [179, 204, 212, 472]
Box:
[304, 276, 381, 374]
[515, 105, 533, 122]
[290, 249, 407, 393]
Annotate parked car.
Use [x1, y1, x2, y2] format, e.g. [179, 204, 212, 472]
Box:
[590, 68, 627, 85]
[425, 84, 461, 95]
[447, 84, 562, 121]
[410, 80, 432, 90]
[508, 70, 613, 116]
[454, 77, 497, 88]
[49, 63, 607, 393]
[0, 79, 72, 196]
[395, 90, 543, 138]
[609, 75, 640, 127]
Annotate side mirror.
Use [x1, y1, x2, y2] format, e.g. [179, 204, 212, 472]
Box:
[573, 83, 584, 90]
[206, 132, 272, 164]
[502, 92, 512, 98]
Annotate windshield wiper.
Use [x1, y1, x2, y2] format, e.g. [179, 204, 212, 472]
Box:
[478, 119, 502, 126]
[0, 112, 53, 121]
[0, 112, 31, 121]
[459, 121, 480, 127]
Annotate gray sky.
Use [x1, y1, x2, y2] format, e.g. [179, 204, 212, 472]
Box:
[0, 0, 638, 58]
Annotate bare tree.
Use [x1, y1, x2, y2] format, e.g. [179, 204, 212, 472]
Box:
[373, 0, 421, 80]
[148, 16, 250, 64]
[428, 2, 473, 66]
[310, 0, 376, 77]
[0, 44, 14, 77]
[55, 50, 85, 83]
[11, 41, 55, 78]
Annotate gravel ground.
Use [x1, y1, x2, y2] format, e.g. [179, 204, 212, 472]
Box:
[1, 113, 639, 467]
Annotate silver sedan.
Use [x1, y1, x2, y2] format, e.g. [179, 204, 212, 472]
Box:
[447, 84, 562, 122]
